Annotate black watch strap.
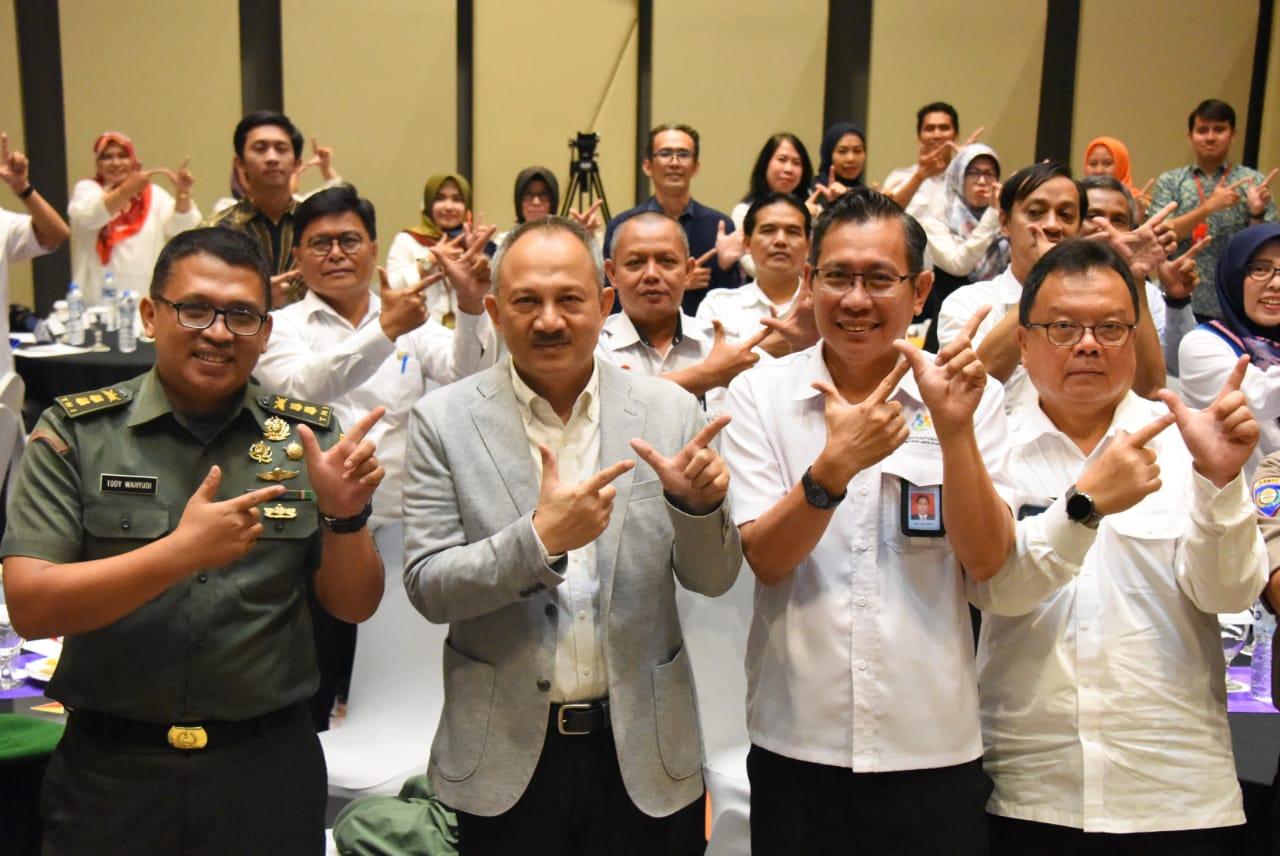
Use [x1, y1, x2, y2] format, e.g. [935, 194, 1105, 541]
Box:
[322, 501, 373, 533]
[802, 467, 846, 510]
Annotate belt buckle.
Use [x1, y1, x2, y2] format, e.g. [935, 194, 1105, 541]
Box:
[557, 703, 593, 736]
[167, 725, 208, 750]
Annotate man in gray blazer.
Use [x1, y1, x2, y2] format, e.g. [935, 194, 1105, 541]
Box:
[403, 216, 742, 855]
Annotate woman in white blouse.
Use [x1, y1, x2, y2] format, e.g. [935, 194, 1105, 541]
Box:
[68, 132, 200, 303]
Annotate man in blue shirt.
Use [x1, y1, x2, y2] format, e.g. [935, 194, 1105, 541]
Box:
[604, 124, 743, 314]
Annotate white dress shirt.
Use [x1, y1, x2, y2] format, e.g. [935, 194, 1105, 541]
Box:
[597, 311, 732, 414]
[254, 289, 492, 525]
[510, 358, 607, 703]
[883, 167, 948, 221]
[0, 208, 51, 376]
[969, 384, 1266, 833]
[722, 344, 1013, 771]
[696, 279, 796, 342]
[1179, 327, 1280, 477]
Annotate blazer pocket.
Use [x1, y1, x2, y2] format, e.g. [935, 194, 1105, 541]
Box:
[651, 645, 702, 781]
[432, 640, 497, 781]
[629, 477, 665, 503]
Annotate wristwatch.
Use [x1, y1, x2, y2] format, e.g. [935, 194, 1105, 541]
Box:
[801, 467, 846, 510]
[1064, 486, 1103, 529]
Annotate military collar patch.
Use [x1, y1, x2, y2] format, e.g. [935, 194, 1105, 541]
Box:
[55, 387, 131, 419]
[257, 394, 332, 429]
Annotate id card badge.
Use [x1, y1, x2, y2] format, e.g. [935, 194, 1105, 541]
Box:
[900, 480, 945, 537]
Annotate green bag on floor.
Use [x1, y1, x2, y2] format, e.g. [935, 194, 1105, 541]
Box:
[332, 774, 458, 856]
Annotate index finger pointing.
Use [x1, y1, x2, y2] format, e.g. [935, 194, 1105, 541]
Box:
[340, 406, 388, 450]
[585, 458, 636, 492]
[683, 414, 732, 454]
[868, 358, 911, 405]
[1261, 167, 1278, 188]
[1182, 234, 1213, 259]
[231, 484, 287, 510]
[1144, 201, 1178, 227]
[743, 325, 771, 350]
[694, 248, 717, 266]
[957, 305, 993, 345]
[1123, 412, 1176, 447]
[1216, 354, 1251, 401]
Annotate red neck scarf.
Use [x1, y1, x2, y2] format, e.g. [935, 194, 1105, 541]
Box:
[93, 132, 152, 265]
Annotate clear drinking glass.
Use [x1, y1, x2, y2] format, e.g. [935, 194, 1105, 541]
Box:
[0, 606, 24, 689]
[1222, 613, 1253, 693]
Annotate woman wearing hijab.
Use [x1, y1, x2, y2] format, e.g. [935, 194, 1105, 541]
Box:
[810, 123, 866, 209]
[731, 134, 813, 278]
[385, 173, 495, 328]
[68, 132, 200, 303]
[1178, 222, 1280, 473]
[494, 166, 560, 248]
[1083, 136, 1150, 218]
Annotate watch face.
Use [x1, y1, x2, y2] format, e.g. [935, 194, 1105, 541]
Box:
[1066, 491, 1093, 521]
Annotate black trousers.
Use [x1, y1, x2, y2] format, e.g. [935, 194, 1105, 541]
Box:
[453, 707, 705, 856]
[988, 813, 1237, 856]
[41, 706, 326, 856]
[747, 744, 992, 855]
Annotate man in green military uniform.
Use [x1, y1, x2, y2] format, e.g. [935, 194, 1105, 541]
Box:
[1, 227, 386, 855]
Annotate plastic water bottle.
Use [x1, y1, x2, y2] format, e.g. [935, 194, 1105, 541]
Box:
[117, 291, 137, 353]
[102, 272, 119, 331]
[65, 283, 86, 345]
[1251, 601, 1275, 703]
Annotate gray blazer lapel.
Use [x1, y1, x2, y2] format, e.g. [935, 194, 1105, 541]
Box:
[597, 364, 646, 616]
[470, 366, 540, 515]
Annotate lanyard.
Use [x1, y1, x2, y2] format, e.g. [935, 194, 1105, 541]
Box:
[1193, 164, 1231, 203]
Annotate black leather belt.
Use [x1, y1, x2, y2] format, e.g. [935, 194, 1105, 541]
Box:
[69, 703, 306, 751]
[552, 699, 610, 736]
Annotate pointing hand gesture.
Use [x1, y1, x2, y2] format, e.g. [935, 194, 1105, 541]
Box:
[1157, 355, 1259, 488]
[0, 133, 29, 193]
[300, 406, 387, 518]
[894, 306, 991, 434]
[715, 221, 746, 269]
[173, 466, 285, 568]
[811, 359, 911, 490]
[533, 447, 636, 555]
[1206, 174, 1250, 214]
[1074, 413, 1174, 515]
[378, 264, 440, 339]
[687, 248, 716, 291]
[1246, 168, 1276, 217]
[428, 227, 496, 314]
[630, 414, 732, 515]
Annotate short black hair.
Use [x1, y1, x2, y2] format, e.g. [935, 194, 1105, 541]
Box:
[999, 162, 1085, 217]
[1079, 175, 1137, 230]
[233, 111, 304, 159]
[808, 186, 926, 274]
[1019, 238, 1138, 324]
[743, 133, 814, 204]
[1188, 99, 1236, 131]
[151, 228, 273, 311]
[647, 124, 700, 161]
[744, 191, 811, 237]
[916, 102, 959, 135]
[294, 184, 377, 242]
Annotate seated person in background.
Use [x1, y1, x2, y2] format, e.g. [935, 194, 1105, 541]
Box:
[971, 238, 1265, 855]
[917, 143, 1007, 352]
[604, 123, 742, 314]
[1, 227, 386, 854]
[938, 162, 1169, 403]
[599, 212, 765, 410]
[1082, 135, 1151, 219]
[255, 184, 495, 730]
[385, 173, 495, 329]
[1179, 223, 1280, 476]
[0, 132, 69, 374]
[809, 123, 866, 210]
[205, 111, 318, 305]
[496, 166, 558, 248]
[883, 101, 981, 220]
[68, 132, 200, 303]
[698, 191, 818, 358]
[1079, 175, 1202, 375]
[731, 133, 814, 278]
[1151, 98, 1277, 320]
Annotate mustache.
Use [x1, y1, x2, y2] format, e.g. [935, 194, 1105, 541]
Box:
[531, 331, 570, 345]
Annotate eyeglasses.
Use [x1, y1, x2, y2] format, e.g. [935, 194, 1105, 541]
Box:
[155, 297, 267, 336]
[813, 269, 913, 297]
[302, 232, 365, 257]
[652, 148, 694, 163]
[964, 169, 998, 183]
[1024, 321, 1136, 347]
[1246, 262, 1280, 284]
[521, 189, 552, 202]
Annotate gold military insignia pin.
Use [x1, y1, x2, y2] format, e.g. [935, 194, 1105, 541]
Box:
[285, 441, 304, 461]
[257, 467, 299, 482]
[263, 416, 290, 442]
[248, 440, 272, 464]
[263, 504, 298, 520]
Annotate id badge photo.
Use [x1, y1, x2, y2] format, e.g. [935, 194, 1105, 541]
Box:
[900, 480, 945, 537]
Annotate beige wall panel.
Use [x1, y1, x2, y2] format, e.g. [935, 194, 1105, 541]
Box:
[283, 0, 455, 261]
[0, 0, 32, 307]
[474, 0, 636, 228]
[651, 0, 827, 215]
[1075, 0, 1257, 185]
[1259, 9, 1280, 172]
[868, 1, 1046, 185]
[60, 0, 239, 233]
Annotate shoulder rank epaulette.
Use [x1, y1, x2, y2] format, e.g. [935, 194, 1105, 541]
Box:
[258, 394, 334, 429]
[55, 387, 132, 419]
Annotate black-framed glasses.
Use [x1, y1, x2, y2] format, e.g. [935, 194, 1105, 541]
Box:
[520, 189, 552, 202]
[964, 168, 998, 182]
[652, 148, 694, 163]
[302, 232, 365, 257]
[1024, 321, 1136, 347]
[1246, 262, 1280, 284]
[813, 269, 914, 297]
[155, 297, 267, 336]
